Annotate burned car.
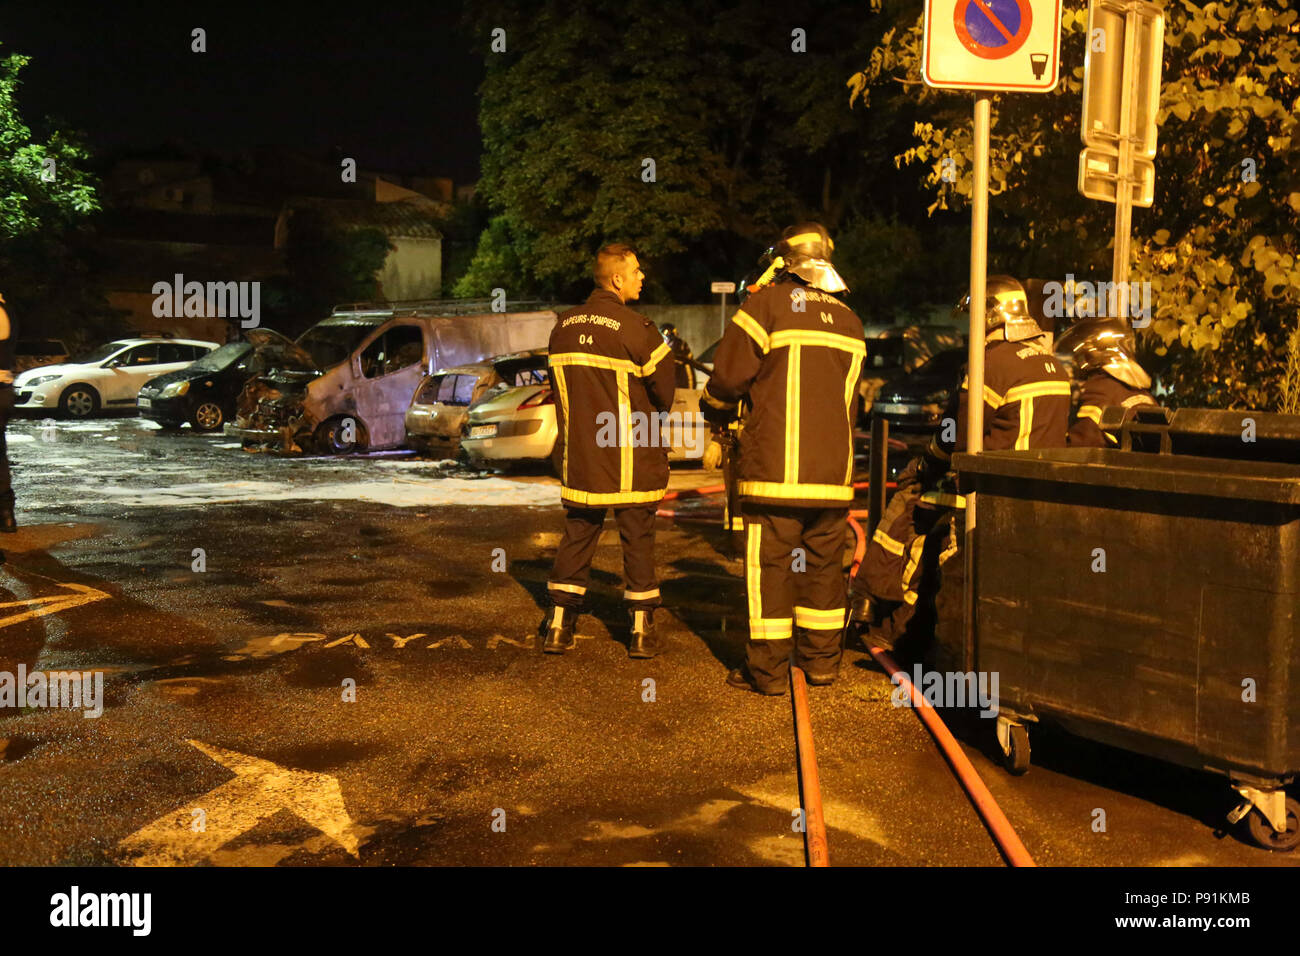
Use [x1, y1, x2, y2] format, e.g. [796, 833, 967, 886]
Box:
[226, 302, 556, 454]
[404, 349, 550, 459]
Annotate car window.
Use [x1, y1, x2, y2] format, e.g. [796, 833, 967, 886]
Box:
[453, 375, 476, 405]
[157, 343, 189, 363]
[126, 345, 160, 366]
[417, 375, 445, 405]
[512, 367, 548, 386]
[360, 325, 424, 379]
[435, 375, 459, 403]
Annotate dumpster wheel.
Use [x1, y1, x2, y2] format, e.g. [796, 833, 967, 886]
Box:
[997, 718, 1030, 776]
[1246, 797, 1300, 852]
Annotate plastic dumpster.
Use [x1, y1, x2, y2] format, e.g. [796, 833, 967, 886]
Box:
[953, 413, 1300, 850]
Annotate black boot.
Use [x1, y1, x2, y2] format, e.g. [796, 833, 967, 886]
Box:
[0, 499, 15, 534]
[627, 608, 662, 659]
[541, 606, 576, 654]
[846, 594, 871, 649]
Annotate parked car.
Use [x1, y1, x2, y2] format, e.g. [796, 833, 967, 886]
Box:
[859, 325, 966, 425]
[137, 341, 256, 431]
[404, 350, 549, 458]
[14, 338, 69, 373]
[13, 336, 221, 418]
[870, 347, 968, 433]
[462, 383, 707, 467]
[226, 301, 557, 454]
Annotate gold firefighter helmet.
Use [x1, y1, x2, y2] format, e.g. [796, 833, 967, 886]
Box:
[954, 275, 1044, 343]
[774, 222, 848, 294]
[1054, 318, 1152, 390]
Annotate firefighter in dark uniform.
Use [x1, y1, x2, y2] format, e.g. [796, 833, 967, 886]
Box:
[541, 244, 677, 659]
[1055, 318, 1156, 447]
[0, 293, 16, 552]
[702, 223, 865, 695]
[849, 276, 1071, 652]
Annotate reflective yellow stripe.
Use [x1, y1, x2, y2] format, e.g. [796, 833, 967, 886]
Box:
[783, 232, 823, 248]
[1121, 393, 1155, 409]
[1077, 404, 1103, 424]
[732, 310, 770, 353]
[794, 606, 846, 630]
[768, 329, 866, 355]
[902, 589, 918, 606]
[750, 617, 794, 641]
[919, 491, 967, 509]
[553, 364, 571, 484]
[902, 535, 926, 587]
[737, 480, 854, 502]
[616, 369, 632, 492]
[547, 582, 586, 595]
[550, 349, 670, 378]
[1015, 395, 1034, 450]
[1105, 431, 1120, 444]
[784, 344, 801, 483]
[872, 527, 905, 556]
[641, 342, 672, 376]
[730, 516, 744, 531]
[623, 588, 660, 601]
[746, 522, 762, 621]
[1004, 380, 1071, 403]
[844, 353, 862, 483]
[962, 375, 1005, 409]
[560, 487, 665, 506]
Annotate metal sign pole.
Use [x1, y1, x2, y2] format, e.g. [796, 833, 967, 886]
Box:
[964, 91, 991, 672]
[1110, 0, 1139, 320]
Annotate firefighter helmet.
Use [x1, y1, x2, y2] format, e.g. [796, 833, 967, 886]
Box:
[774, 222, 847, 294]
[1054, 318, 1151, 390]
[955, 275, 1045, 343]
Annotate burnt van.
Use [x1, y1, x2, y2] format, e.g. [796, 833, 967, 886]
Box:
[226, 299, 557, 454]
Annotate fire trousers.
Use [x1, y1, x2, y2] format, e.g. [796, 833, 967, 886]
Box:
[547, 503, 661, 611]
[743, 506, 848, 691]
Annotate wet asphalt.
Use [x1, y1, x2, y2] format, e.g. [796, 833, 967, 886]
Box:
[0, 416, 1293, 867]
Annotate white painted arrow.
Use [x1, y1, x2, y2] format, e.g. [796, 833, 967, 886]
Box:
[0, 582, 110, 629]
[119, 740, 361, 866]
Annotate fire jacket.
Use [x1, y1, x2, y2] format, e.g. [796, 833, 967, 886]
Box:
[1068, 371, 1156, 447]
[703, 279, 866, 509]
[926, 337, 1071, 468]
[548, 288, 677, 508]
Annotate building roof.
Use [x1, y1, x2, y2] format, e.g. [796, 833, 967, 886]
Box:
[282, 197, 444, 240]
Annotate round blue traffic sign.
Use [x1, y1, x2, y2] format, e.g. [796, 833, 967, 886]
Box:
[954, 0, 1033, 59]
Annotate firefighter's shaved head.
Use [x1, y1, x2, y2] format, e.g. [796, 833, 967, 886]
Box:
[595, 244, 644, 303]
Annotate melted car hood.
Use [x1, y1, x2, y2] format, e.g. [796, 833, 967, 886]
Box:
[245, 328, 319, 370]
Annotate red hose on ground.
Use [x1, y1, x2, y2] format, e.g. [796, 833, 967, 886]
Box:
[790, 667, 830, 867]
[867, 645, 1036, 867]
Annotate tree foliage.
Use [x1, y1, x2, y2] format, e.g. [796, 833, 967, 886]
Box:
[852, 0, 1300, 409]
[464, 0, 903, 304]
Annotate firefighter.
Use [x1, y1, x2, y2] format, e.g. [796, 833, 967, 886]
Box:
[702, 223, 865, 695]
[848, 276, 1071, 654]
[1055, 318, 1156, 447]
[659, 322, 710, 389]
[541, 244, 677, 659]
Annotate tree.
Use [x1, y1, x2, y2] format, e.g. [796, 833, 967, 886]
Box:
[0, 50, 109, 341]
[852, 0, 1300, 409]
[464, 0, 902, 304]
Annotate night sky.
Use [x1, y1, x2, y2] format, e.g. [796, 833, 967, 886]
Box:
[0, 3, 484, 181]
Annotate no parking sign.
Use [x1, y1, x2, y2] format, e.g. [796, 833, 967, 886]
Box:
[923, 0, 1062, 91]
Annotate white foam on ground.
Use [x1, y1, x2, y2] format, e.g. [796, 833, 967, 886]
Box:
[92, 477, 560, 508]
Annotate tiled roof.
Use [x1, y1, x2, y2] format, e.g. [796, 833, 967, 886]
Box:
[284, 197, 445, 239]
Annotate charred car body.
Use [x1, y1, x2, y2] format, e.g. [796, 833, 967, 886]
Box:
[226, 300, 557, 454]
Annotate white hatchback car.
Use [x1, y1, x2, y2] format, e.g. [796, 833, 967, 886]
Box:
[14, 337, 221, 418]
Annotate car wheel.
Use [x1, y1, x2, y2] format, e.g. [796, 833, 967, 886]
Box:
[191, 401, 225, 432]
[314, 416, 367, 454]
[59, 385, 100, 419]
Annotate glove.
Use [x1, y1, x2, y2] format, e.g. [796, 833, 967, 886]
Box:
[703, 440, 724, 470]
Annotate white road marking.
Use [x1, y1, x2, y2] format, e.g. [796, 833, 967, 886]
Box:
[119, 740, 361, 866]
